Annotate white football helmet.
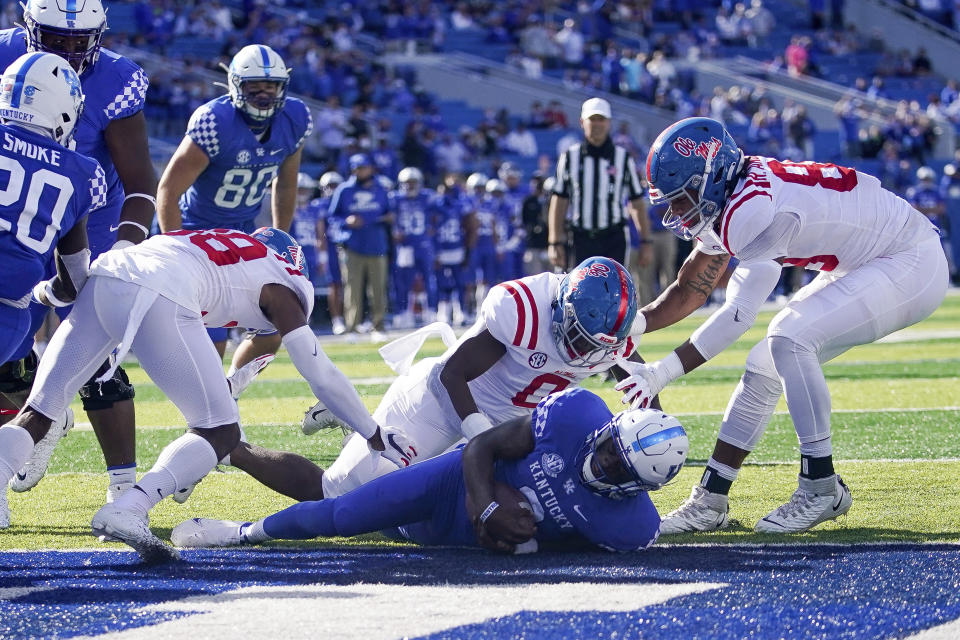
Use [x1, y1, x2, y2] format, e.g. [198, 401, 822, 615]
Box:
[226, 44, 289, 123]
[579, 408, 688, 497]
[397, 166, 423, 195]
[318, 170, 343, 194]
[916, 166, 936, 183]
[0, 51, 85, 147]
[465, 172, 488, 192]
[485, 178, 506, 194]
[21, 0, 107, 75]
[297, 172, 317, 190]
[543, 176, 557, 193]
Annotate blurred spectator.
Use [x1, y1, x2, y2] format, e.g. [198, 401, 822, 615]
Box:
[503, 121, 538, 157]
[522, 175, 551, 275]
[834, 95, 864, 157]
[314, 96, 348, 164]
[784, 103, 816, 159]
[746, 0, 775, 48]
[631, 200, 679, 306]
[554, 18, 585, 68]
[434, 132, 470, 174]
[544, 100, 569, 129]
[785, 35, 810, 76]
[941, 162, 960, 282]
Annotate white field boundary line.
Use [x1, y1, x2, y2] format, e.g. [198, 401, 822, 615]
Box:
[73, 405, 960, 430]
[3, 540, 960, 554]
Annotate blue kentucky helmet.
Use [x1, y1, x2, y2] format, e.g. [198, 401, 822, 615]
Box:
[551, 256, 637, 367]
[646, 117, 744, 241]
[251, 227, 308, 280]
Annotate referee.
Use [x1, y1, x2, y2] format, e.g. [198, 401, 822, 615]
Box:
[547, 97, 652, 270]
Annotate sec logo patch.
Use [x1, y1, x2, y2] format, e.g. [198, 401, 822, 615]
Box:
[528, 352, 547, 369]
[541, 452, 565, 477]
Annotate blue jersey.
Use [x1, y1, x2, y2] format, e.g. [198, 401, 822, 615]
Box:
[0, 124, 107, 302]
[433, 191, 471, 256]
[291, 200, 321, 279]
[476, 195, 509, 246]
[392, 189, 434, 247]
[329, 176, 392, 256]
[906, 184, 946, 228]
[180, 95, 313, 231]
[0, 28, 148, 257]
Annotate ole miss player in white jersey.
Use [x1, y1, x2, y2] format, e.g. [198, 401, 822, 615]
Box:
[2, 228, 416, 563]
[315, 255, 645, 498]
[617, 117, 947, 534]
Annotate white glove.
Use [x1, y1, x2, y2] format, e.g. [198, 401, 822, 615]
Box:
[614, 352, 684, 409]
[377, 425, 420, 468]
[226, 354, 275, 399]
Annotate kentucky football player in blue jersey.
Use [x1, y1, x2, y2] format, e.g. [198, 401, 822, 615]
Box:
[157, 44, 312, 362]
[0, 0, 156, 506]
[391, 166, 437, 329]
[171, 388, 686, 553]
[0, 51, 107, 527]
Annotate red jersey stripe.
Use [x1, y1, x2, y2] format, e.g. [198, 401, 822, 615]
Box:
[514, 279, 539, 349]
[500, 283, 526, 347]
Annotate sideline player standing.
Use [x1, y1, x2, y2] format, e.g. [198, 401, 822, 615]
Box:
[619, 117, 948, 533]
[1, 228, 416, 561]
[0, 0, 156, 503]
[0, 52, 105, 527]
[157, 44, 312, 362]
[172, 388, 685, 555]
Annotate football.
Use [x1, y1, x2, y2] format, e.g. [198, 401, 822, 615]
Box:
[493, 482, 539, 555]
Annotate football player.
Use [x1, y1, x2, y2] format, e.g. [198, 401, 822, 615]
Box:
[314, 171, 346, 334]
[314, 255, 645, 498]
[0, 52, 104, 527]
[290, 172, 322, 289]
[0, 0, 156, 504]
[433, 172, 476, 326]
[156, 44, 312, 362]
[0, 228, 415, 562]
[171, 388, 686, 554]
[391, 166, 437, 328]
[620, 117, 948, 533]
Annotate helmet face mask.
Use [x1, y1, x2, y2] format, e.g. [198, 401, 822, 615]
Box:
[647, 117, 743, 242]
[226, 45, 289, 124]
[0, 51, 85, 147]
[22, 0, 107, 75]
[579, 409, 688, 498]
[397, 167, 423, 196]
[551, 257, 637, 367]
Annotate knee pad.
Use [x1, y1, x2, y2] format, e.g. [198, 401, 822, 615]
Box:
[0, 350, 38, 394]
[80, 362, 135, 411]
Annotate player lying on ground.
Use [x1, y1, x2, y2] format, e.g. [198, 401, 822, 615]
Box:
[172, 388, 687, 553]
[0, 228, 415, 563]
[618, 117, 948, 534]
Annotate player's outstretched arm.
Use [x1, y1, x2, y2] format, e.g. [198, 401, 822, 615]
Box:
[260, 284, 380, 440]
[271, 148, 302, 232]
[33, 223, 90, 307]
[641, 248, 730, 333]
[462, 415, 537, 552]
[105, 112, 157, 245]
[156, 138, 210, 232]
[434, 330, 507, 436]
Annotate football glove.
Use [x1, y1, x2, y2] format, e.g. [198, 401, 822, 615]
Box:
[614, 355, 682, 409]
[226, 354, 275, 399]
[376, 425, 420, 468]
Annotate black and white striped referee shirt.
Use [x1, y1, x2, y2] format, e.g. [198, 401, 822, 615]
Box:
[552, 138, 645, 232]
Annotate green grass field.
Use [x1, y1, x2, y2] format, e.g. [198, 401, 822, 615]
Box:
[4, 293, 959, 550]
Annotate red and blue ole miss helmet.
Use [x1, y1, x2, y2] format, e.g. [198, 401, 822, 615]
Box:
[551, 256, 637, 367]
[252, 227, 307, 280]
[646, 117, 744, 241]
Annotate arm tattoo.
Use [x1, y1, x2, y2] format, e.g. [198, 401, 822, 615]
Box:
[683, 254, 726, 299]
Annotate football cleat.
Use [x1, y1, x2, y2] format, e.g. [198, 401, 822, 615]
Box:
[171, 480, 200, 504]
[331, 317, 346, 335]
[226, 354, 275, 399]
[301, 400, 351, 436]
[91, 504, 180, 564]
[659, 485, 731, 534]
[10, 407, 74, 492]
[755, 475, 852, 534]
[0, 488, 9, 529]
[171, 518, 250, 548]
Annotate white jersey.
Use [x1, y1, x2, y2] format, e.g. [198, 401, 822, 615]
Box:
[91, 229, 314, 331]
[697, 157, 938, 275]
[440, 272, 636, 425]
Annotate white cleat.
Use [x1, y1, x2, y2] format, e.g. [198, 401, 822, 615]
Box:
[0, 488, 9, 529]
[755, 474, 852, 534]
[659, 485, 731, 534]
[91, 503, 180, 564]
[331, 317, 346, 335]
[171, 518, 250, 548]
[10, 408, 74, 492]
[226, 354, 275, 399]
[171, 480, 199, 504]
[301, 400, 351, 436]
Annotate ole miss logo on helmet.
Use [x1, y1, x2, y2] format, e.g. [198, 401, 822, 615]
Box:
[569, 262, 610, 292]
[672, 136, 721, 160]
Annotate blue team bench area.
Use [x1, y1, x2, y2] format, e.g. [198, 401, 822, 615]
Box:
[2, 543, 960, 639]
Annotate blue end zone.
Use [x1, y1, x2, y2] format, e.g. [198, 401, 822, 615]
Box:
[1, 544, 959, 638]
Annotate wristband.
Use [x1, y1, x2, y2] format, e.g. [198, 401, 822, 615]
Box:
[479, 501, 500, 524]
[630, 312, 647, 337]
[461, 412, 494, 439]
[115, 220, 150, 238]
[123, 192, 157, 206]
